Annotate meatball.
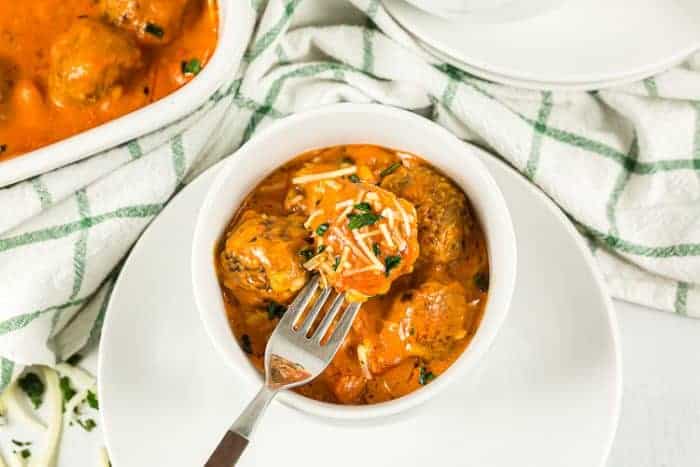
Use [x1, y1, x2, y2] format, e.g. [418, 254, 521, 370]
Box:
[48, 19, 142, 106]
[366, 281, 475, 372]
[99, 0, 190, 45]
[219, 210, 309, 307]
[381, 166, 471, 263]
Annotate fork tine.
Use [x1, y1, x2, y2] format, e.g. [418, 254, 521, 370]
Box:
[324, 302, 361, 348]
[278, 275, 319, 328]
[310, 292, 345, 343]
[297, 286, 332, 336]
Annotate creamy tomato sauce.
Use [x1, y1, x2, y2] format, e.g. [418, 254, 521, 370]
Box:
[0, 0, 218, 160]
[216, 145, 489, 405]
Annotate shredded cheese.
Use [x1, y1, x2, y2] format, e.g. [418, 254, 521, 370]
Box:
[333, 227, 368, 261]
[365, 192, 379, 201]
[292, 166, 357, 184]
[343, 265, 382, 276]
[352, 231, 384, 270]
[379, 224, 395, 248]
[335, 205, 353, 224]
[334, 199, 354, 210]
[303, 253, 327, 270]
[336, 246, 350, 273]
[355, 189, 366, 204]
[304, 209, 323, 228]
[324, 180, 341, 190]
[381, 208, 395, 229]
[287, 194, 303, 206]
[393, 199, 412, 237]
[357, 229, 381, 239]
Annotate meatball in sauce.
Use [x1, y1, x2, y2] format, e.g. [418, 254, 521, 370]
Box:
[216, 145, 489, 405]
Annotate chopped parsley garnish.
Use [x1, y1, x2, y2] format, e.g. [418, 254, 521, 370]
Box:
[0, 144, 6, 154]
[66, 353, 83, 366]
[317, 245, 327, 254]
[20, 449, 31, 459]
[86, 390, 99, 410]
[77, 418, 97, 432]
[354, 202, 371, 212]
[315, 223, 329, 236]
[241, 334, 253, 354]
[18, 372, 44, 409]
[266, 301, 286, 320]
[418, 366, 435, 385]
[474, 272, 489, 292]
[144, 22, 164, 38]
[181, 58, 202, 76]
[60, 376, 77, 407]
[11, 440, 31, 447]
[333, 256, 340, 271]
[348, 174, 360, 183]
[347, 212, 380, 230]
[380, 162, 401, 177]
[372, 243, 380, 257]
[299, 248, 315, 261]
[384, 255, 401, 276]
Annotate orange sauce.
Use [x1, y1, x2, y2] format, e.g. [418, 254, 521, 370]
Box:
[216, 145, 490, 405]
[0, 0, 218, 160]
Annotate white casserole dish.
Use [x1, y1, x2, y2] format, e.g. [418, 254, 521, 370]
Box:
[0, 0, 255, 188]
[191, 103, 517, 421]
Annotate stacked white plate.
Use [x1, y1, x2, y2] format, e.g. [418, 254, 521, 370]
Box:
[384, 0, 700, 91]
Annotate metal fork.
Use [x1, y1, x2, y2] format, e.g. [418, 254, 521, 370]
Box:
[205, 275, 361, 466]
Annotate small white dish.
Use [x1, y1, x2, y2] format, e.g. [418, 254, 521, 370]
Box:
[384, 0, 700, 84]
[191, 104, 517, 420]
[404, 0, 565, 23]
[419, 37, 688, 91]
[98, 139, 621, 467]
[0, 0, 256, 188]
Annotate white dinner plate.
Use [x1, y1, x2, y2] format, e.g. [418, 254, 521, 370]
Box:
[99, 144, 621, 466]
[384, 0, 700, 84]
[419, 38, 687, 92]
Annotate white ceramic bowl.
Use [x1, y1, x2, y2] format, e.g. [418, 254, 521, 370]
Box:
[0, 0, 255, 187]
[191, 104, 517, 421]
[404, 0, 565, 23]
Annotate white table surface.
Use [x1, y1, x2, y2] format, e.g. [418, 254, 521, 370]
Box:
[607, 300, 700, 467]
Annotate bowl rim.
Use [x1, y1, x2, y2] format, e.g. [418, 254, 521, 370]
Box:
[191, 103, 517, 421]
[0, 0, 256, 187]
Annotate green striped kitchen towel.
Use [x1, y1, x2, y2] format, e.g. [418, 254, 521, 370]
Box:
[1, 0, 699, 394]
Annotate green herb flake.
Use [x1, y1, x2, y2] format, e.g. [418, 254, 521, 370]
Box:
[144, 22, 164, 38]
[348, 174, 360, 184]
[384, 255, 401, 276]
[20, 449, 31, 459]
[241, 334, 253, 354]
[354, 202, 371, 212]
[333, 256, 340, 271]
[315, 223, 329, 236]
[60, 376, 77, 406]
[181, 58, 202, 76]
[372, 243, 380, 257]
[380, 162, 401, 177]
[266, 301, 286, 320]
[418, 366, 436, 385]
[86, 390, 99, 410]
[317, 245, 326, 254]
[11, 440, 31, 447]
[473, 272, 489, 292]
[18, 372, 44, 410]
[299, 248, 315, 261]
[347, 212, 380, 230]
[77, 418, 97, 432]
[66, 353, 83, 366]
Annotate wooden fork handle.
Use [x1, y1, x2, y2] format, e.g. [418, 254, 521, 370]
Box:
[205, 431, 249, 467]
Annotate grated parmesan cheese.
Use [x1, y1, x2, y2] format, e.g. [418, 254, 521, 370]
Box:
[292, 166, 357, 184]
[379, 224, 395, 248]
[352, 231, 384, 270]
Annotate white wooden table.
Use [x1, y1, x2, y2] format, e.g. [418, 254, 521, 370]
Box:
[607, 300, 700, 467]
